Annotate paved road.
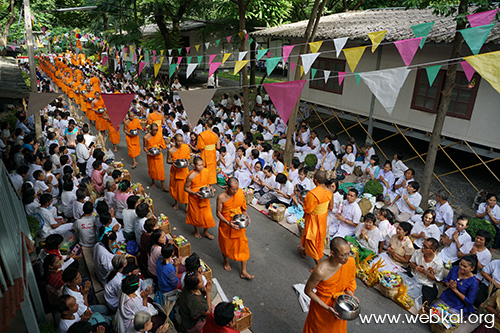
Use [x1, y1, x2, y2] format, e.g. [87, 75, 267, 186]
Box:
[109, 129, 430, 332]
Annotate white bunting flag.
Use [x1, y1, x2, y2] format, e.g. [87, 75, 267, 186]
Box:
[186, 63, 198, 79]
[168, 57, 173, 65]
[168, 49, 172, 55]
[300, 53, 320, 75]
[205, 42, 210, 49]
[238, 51, 248, 61]
[323, 70, 331, 83]
[359, 67, 411, 115]
[334, 37, 349, 58]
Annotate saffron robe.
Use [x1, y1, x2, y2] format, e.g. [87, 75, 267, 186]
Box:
[148, 112, 163, 127]
[185, 168, 215, 229]
[85, 91, 97, 121]
[145, 131, 166, 181]
[169, 144, 190, 204]
[197, 130, 218, 184]
[108, 122, 120, 145]
[125, 119, 142, 158]
[303, 257, 357, 333]
[301, 186, 333, 261]
[218, 188, 250, 262]
[93, 98, 109, 131]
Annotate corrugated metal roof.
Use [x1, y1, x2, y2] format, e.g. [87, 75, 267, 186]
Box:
[0, 56, 29, 99]
[251, 7, 500, 44]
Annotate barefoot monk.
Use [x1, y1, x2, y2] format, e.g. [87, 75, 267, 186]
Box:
[143, 123, 168, 191]
[167, 134, 190, 210]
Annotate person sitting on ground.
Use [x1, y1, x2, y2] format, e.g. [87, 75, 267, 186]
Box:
[93, 231, 118, 284]
[36, 193, 73, 239]
[74, 201, 96, 248]
[57, 295, 93, 333]
[377, 208, 397, 253]
[354, 213, 381, 254]
[392, 168, 415, 199]
[201, 302, 239, 333]
[414, 189, 455, 233]
[473, 288, 500, 332]
[391, 151, 408, 181]
[409, 237, 444, 305]
[458, 229, 492, 280]
[43, 254, 66, 292]
[135, 202, 152, 244]
[132, 311, 170, 333]
[156, 243, 182, 293]
[410, 209, 440, 249]
[122, 195, 140, 241]
[72, 188, 87, 220]
[387, 181, 422, 222]
[139, 218, 158, 271]
[33, 169, 50, 196]
[439, 255, 480, 315]
[38, 234, 79, 277]
[180, 253, 208, 289]
[265, 173, 294, 209]
[377, 160, 395, 197]
[61, 181, 77, 219]
[147, 229, 168, 277]
[365, 154, 380, 180]
[476, 194, 500, 249]
[378, 222, 415, 273]
[333, 188, 362, 238]
[104, 254, 127, 312]
[339, 144, 355, 175]
[438, 216, 470, 267]
[271, 151, 285, 174]
[179, 271, 213, 332]
[91, 160, 105, 194]
[104, 179, 116, 207]
[113, 179, 133, 222]
[218, 146, 234, 176]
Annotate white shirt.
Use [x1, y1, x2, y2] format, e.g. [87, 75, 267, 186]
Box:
[340, 153, 355, 174]
[93, 242, 115, 284]
[220, 154, 234, 175]
[135, 217, 147, 244]
[34, 179, 49, 194]
[35, 206, 58, 239]
[250, 170, 265, 191]
[75, 142, 90, 164]
[61, 190, 77, 218]
[355, 224, 381, 254]
[435, 201, 454, 232]
[411, 221, 441, 248]
[292, 177, 314, 191]
[122, 208, 138, 234]
[410, 250, 444, 287]
[58, 313, 81, 333]
[335, 200, 362, 238]
[459, 241, 492, 280]
[477, 202, 500, 225]
[392, 159, 408, 179]
[396, 190, 422, 216]
[104, 272, 123, 311]
[235, 132, 245, 144]
[72, 201, 84, 220]
[9, 173, 23, 193]
[226, 142, 236, 158]
[319, 151, 337, 171]
[309, 137, 321, 155]
[277, 181, 294, 205]
[482, 260, 500, 286]
[62, 285, 87, 316]
[438, 227, 471, 265]
[378, 220, 396, 250]
[272, 160, 284, 174]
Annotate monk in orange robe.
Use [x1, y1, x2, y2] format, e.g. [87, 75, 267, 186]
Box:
[147, 105, 164, 127]
[91, 91, 109, 133]
[298, 170, 333, 266]
[143, 123, 168, 191]
[84, 87, 97, 123]
[216, 177, 254, 279]
[124, 111, 142, 168]
[90, 75, 101, 93]
[167, 134, 190, 210]
[107, 120, 120, 152]
[184, 157, 216, 239]
[197, 119, 220, 185]
[303, 237, 357, 333]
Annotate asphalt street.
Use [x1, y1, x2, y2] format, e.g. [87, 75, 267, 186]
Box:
[109, 128, 430, 332]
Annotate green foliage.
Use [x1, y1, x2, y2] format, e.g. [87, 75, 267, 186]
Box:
[364, 180, 383, 197]
[21, 71, 31, 90]
[467, 218, 497, 247]
[27, 216, 40, 239]
[252, 131, 261, 145]
[304, 154, 318, 168]
[39, 321, 56, 333]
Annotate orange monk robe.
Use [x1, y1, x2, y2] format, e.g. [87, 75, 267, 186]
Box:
[147, 112, 163, 127]
[108, 122, 120, 145]
[71, 81, 81, 104]
[90, 77, 101, 93]
[93, 98, 109, 131]
[185, 168, 215, 228]
[145, 131, 166, 181]
[197, 130, 218, 184]
[126, 119, 142, 158]
[169, 144, 190, 204]
[301, 186, 333, 261]
[303, 257, 356, 333]
[85, 91, 96, 121]
[218, 188, 250, 262]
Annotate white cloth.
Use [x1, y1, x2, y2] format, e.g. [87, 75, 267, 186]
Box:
[61, 190, 77, 218]
[93, 242, 115, 284]
[58, 314, 80, 333]
[438, 228, 471, 265]
[459, 241, 492, 280]
[122, 209, 137, 235]
[272, 161, 285, 174]
[355, 224, 381, 253]
[396, 190, 422, 216]
[335, 200, 362, 238]
[317, 151, 336, 171]
[411, 221, 441, 249]
[135, 217, 147, 244]
[277, 181, 294, 205]
[410, 250, 444, 287]
[104, 272, 123, 311]
[482, 260, 500, 286]
[35, 206, 73, 239]
[9, 173, 23, 193]
[74, 215, 96, 247]
[72, 201, 84, 220]
[435, 201, 454, 233]
[219, 154, 234, 175]
[340, 153, 355, 174]
[292, 177, 314, 191]
[477, 203, 500, 225]
[62, 285, 87, 316]
[378, 219, 396, 250]
[392, 159, 408, 179]
[75, 142, 90, 164]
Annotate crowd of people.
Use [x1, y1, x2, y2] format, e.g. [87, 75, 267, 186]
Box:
[2, 51, 500, 333]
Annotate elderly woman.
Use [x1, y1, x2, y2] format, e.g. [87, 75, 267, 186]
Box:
[439, 255, 480, 315]
[104, 254, 127, 312]
[410, 209, 440, 249]
[179, 271, 213, 333]
[374, 222, 415, 273]
[355, 213, 381, 254]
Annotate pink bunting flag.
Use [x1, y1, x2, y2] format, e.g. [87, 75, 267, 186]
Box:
[177, 56, 183, 65]
[102, 56, 108, 66]
[245, 33, 249, 41]
[10, 45, 16, 51]
[186, 46, 191, 54]
[124, 47, 128, 54]
[133, 54, 137, 63]
[209, 54, 217, 64]
[101, 94, 136, 131]
[267, 51, 271, 58]
[153, 56, 157, 63]
[152, 50, 156, 57]
[209, 62, 222, 77]
[467, 9, 498, 27]
[460, 61, 476, 82]
[106, 46, 109, 54]
[394, 37, 423, 66]
[138, 62, 146, 75]
[282, 45, 294, 64]
[262, 80, 307, 124]
[290, 63, 295, 73]
[100, 41, 104, 47]
[338, 72, 346, 86]
[226, 36, 232, 43]
[42, 26, 46, 35]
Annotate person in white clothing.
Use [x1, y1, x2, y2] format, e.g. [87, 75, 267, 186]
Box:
[477, 260, 500, 306]
[223, 134, 236, 158]
[35, 194, 73, 239]
[391, 152, 408, 180]
[265, 173, 294, 208]
[377, 208, 397, 253]
[326, 179, 344, 236]
[218, 146, 234, 176]
[249, 162, 265, 192]
[104, 254, 127, 312]
[73, 202, 96, 247]
[458, 230, 492, 280]
[57, 295, 91, 333]
[123, 195, 140, 241]
[392, 168, 415, 199]
[355, 213, 381, 254]
[414, 189, 455, 232]
[411, 209, 440, 249]
[93, 231, 118, 284]
[340, 144, 355, 174]
[233, 147, 253, 188]
[271, 151, 285, 174]
[387, 181, 422, 222]
[476, 193, 500, 249]
[262, 117, 276, 141]
[316, 144, 337, 171]
[334, 188, 362, 238]
[75, 134, 93, 177]
[438, 216, 470, 266]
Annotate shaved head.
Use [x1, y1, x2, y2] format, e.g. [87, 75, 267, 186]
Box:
[314, 170, 327, 185]
[330, 237, 348, 254]
[227, 177, 239, 187]
[151, 123, 158, 130]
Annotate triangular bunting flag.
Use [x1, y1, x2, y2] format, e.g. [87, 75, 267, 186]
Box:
[101, 93, 136, 131]
[465, 50, 500, 94]
[187, 56, 192, 64]
[205, 42, 210, 49]
[178, 89, 217, 125]
[334, 37, 349, 58]
[355, 73, 361, 86]
[257, 48, 268, 61]
[222, 53, 231, 64]
[411, 22, 434, 48]
[169, 64, 177, 78]
[460, 61, 475, 82]
[102, 56, 108, 66]
[282, 45, 294, 64]
[323, 70, 331, 83]
[238, 32, 245, 40]
[460, 23, 494, 55]
[209, 62, 221, 77]
[309, 41, 323, 54]
[368, 30, 387, 53]
[359, 67, 410, 115]
[177, 48, 182, 54]
[177, 57, 183, 65]
[262, 80, 307, 124]
[195, 44, 200, 52]
[343, 46, 366, 72]
[10, 45, 16, 51]
[27, 92, 61, 117]
[310, 68, 317, 79]
[168, 49, 172, 55]
[160, 50, 164, 56]
[238, 51, 247, 61]
[425, 65, 441, 86]
[126, 61, 132, 72]
[467, 9, 498, 27]
[168, 57, 172, 65]
[186, 63, 198, 79]
[266, 57, 282, 76]
[300, 53, 320, 74]
[226, 36, 232, 43]
[186, 46, 191, 54]
[209, 54, 217, 64]
[338, 72, 346, 86]
[197, 55, 203, 64]
[234, 60, 249, 75]
[154, 63, 161, 78]
[394, 37, 422, 66]
[215, 39, 221, 47]
[160, 56, 165, 64]
[138, 62, 146, 75]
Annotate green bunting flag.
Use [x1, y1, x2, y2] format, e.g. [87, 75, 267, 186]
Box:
[187, 56, 192, 63]
[126, 61, 132, 72]
[411, 22, 435, 49]
[266, 57, 282, 76]
[425, 65, 441, 86]
[197, 55, 203, 64]
[460, 23, 494, 55]
[311, 68, 317, 79]
[169, 63, 177, 78]
[178, 48, 182, 54]
[355, 73, 361, 86]
[249, 37, 254, 45]
[256, 48, 268, 61]
[215, 39, 221, 47]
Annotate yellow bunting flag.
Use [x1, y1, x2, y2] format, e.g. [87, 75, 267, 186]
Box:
[154, 63, 161, 78]
[343, 46, 366, 72]
[195, 44, 200, 52]
[238, 32, 245, 40]
[222, 53, 231, 64]
[368, 30, 387, 53]
[160, 50, 164, 56]
[465, 50, 500, 95]
[309, 41, 323, 54]
[138, 55, 143, 62]
[234, 60, 249, 75]
[160, 57, 164, 64]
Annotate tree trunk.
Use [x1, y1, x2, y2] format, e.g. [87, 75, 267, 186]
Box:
[234, 0, 251, 132]
[154, 13, 172, 50]
[283, 0, 326, 164]
[420, 0, 467, 209]
[103, 13, 108, 31]
[133, 0, 138, 24]
[0, 0, 16, 54]
[250, 38, 256, 87]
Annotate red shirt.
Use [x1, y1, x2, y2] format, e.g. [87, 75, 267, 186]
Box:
[202, 314, 238, 333]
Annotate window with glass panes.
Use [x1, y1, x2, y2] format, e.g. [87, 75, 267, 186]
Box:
[410, 69, 480, 120]
[309, 58, 345, 94]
